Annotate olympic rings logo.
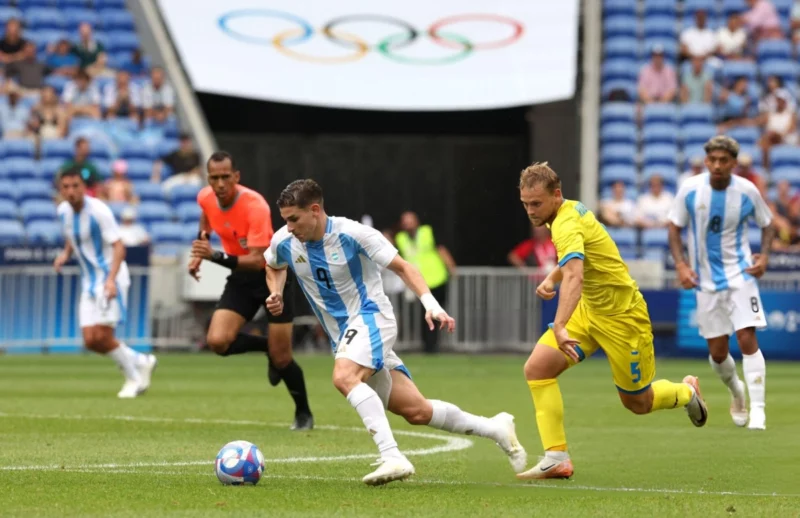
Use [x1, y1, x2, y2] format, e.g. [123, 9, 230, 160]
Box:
[217, 10, 525, 65]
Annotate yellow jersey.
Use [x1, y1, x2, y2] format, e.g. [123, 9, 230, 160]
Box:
[549, 199, 640, 315]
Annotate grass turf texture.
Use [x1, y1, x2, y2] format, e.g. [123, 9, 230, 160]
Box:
[0, 354, 798, 517]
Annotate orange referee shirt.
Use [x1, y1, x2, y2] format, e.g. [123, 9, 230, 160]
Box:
[197, 185, 274, 256]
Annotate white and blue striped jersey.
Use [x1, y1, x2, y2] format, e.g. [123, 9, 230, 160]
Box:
[668, 173, 772, 293]
[57, 196, 130, 297]
[264, 216, 398, 345]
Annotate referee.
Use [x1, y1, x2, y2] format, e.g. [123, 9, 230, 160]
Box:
[189, 151, 313, 430]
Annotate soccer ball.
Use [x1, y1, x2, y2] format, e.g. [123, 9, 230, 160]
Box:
[214, 440, 265, 485]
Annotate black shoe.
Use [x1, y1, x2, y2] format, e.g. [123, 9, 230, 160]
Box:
[267, 356, 281, 387]
[290, 413, 314, 431]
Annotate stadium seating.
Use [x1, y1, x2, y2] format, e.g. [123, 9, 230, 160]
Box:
[26, 220, 64, 245]
[0, 220, 26, 245]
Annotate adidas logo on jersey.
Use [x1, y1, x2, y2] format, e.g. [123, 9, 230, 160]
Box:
[296, 256, 307, 264]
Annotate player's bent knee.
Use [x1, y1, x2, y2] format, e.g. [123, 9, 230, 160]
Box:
[331, 370, 360, 396]
[206, 331, 234, 355]
[735, 328, 759, 353]
[269, 344, 293, 369]
[524, 345, 567, 380]
[401, 404, 433, 426]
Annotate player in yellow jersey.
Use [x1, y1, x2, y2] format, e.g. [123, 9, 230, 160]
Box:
[515, 163, 708, 480]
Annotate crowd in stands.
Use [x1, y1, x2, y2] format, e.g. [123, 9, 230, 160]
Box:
[0, 1, 203, 255]
[601, 0, 800, 257]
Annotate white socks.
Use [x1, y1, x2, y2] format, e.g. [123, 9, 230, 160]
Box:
[107, 343, 140, 382]
[709, 354, 744, 398]
[743, 349, 766, 412]
[428, 400, 496, 439]
[347, 383, 402, 460]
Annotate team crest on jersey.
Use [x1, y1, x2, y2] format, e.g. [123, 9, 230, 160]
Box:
[238, 238, 248, 249]
[331, 252, 340, 261]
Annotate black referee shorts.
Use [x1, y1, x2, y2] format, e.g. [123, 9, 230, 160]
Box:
[216, 268, 296, 325]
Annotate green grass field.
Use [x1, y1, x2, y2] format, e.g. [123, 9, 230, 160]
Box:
[1, 354, 798, 517]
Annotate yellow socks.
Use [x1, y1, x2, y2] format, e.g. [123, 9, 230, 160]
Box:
[527, 379, 567, 451]
[650, 379, 693, 411]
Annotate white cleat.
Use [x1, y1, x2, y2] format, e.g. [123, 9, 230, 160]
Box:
[136, 354, 158, 394]
[117, 379, 143, 399]
[730, 380, 748, 427]
[516, 453, 574, 480]
[747, 408, 766, 430]
[362, 457, 415, 486]
[490, 412, 527, 473]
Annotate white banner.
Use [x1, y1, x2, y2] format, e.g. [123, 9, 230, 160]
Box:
[157, 0, 579, 111]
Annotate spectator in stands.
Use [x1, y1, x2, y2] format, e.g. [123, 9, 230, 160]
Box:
[118, 207, 150, 247]
[71, 22, 106, 69]
[772, 194, 800, 251]
[717, 76, 754, 131]
[678, 155, 707, 187]
[599, 180, 636, 227]
[635, 175, 674, 228]
[31, 86, 67, 140]
[62, 69, 101, 121]
[152, 133, 201, 190]
[142, 67, 175, 120]
[87, 52, 116, 80]
[773, 179, 794, 218]
[637, 45, 677, 104]
[680, 56, 713, 104]
[743, 0, 783, 42]
[792, 1, 800, 44]
[760, 75, 795, 112]
[46, 39, 80, 78]
[123, 48, 149, 78]
[102, 159, 136, 204]
[0, 19, 28, 65]
[104, 70, 141, 122]
[717, 13, 748, 60]
[507, 225, 557, 270]
[758, 90, 798, 168]
[4, 42, 46, 93]
[734, 152, 767, 194]
[680, 9, 718, 60]
[0, 83, 31, 138]
[57, 137, 101, 194]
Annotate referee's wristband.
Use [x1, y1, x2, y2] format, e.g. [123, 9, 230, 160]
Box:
[210, 250, 238, 270]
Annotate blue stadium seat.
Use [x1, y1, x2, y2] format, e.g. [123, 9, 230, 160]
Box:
[722, 0, 748, 16]
[39, 157, 64, 179]
[182, 222, 200, 242]
[16, 180, 53, 202]
[724, 126, 760, 146]
[89, 139, 114, 160]
[100, 9, 135, 31]
[603, 16, 638, 39]
[642, 37, 678, 60]
[97, 0, 128, 9]
[602, 59, 639, 83]
[43, 74, 68, 95]
[6, 158, 38, 181]
[603, 0, 637, 18]
[92, 158, 111, 179]
[26, 220, 64, 245]
[41, 139, 74, 159]
[617, 246, 639, 260]
[644, 0, 678, 17]
[680, 103, 715, 128]
[756, 39, 793, 62]
[760, 60, 798, 82]
[119, 140, 156, 160]
[59, 0, 93, 7]
[641, 248, 666, 262]
[600, 165, 638, 186]
[106, 117, 139, 134]
[642, 123, 678, 145]
[684, 0, 718, 16]
[64, 8, 99, 30]
[107, 201, 127, 221]
[136, 201, 172, 225]
[149, 222, 185, 244]
[25, 8, 66, 30]
[643, 103, 678, 125]
[770, 167, 800, 186]
[601, 123, 637, 146]
[126, 159, 154, 181]
[601, 144, 636, 167]
[0, 220, 26, 245]
[642, 16, 678, 38]
[107, 31, 140, 53]
[682, 123, 717, 147]
[20, 200, 57, 223]
[0, 7, 23, 24]
[769, 145, 800, 168]
[738, 146, 763, 166]
[602, 79, 637, 101]
[608, 228, 637, 247]
[642, 165, 678, 185]
[601, 102, 636, 126]
[17, 0, 56, 7]
[175, 203, 202, 223]
[2, 139, 36, 158]
[0, 199, 17, 220]
[605, 37, 640, 60]
[169, 184, 201, 206]
[643, 144, 678, 168]
[641, 228, 669, 248]
[721, 61, 758, 82]
[134, 182, 165, 202]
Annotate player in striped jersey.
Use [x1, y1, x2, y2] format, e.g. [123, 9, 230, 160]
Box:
[54, 167, 157, 399]
[264, 179, 527, 486]
[668, 136, 776, 430]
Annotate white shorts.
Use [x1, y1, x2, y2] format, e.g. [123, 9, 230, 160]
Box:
[79, 284, 129, 329]
[334, 312, 411, 408]
[695, 280, 766, 339]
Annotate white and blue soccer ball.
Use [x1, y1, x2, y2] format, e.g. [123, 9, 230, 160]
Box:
[215, 440, 265, 485]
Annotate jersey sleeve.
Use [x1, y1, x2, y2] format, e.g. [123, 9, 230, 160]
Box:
[749, 189, 773, 228]
[92, 203, 121, 243]
[551, 214, 585, 267]
[264, 226, 289, 269]
[245, 196, 274, 249]
[349, 223, 398, 268]
[668, 184, 691, 228]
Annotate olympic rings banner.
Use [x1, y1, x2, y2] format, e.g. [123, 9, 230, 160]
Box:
[157, 0, 579, 111]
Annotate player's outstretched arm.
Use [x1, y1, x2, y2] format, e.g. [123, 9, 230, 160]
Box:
[387, 255, 455, 332]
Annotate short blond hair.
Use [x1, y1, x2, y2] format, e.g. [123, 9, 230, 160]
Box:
[519, 162, 561, 193]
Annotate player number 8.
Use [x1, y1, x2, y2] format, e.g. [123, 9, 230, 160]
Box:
[750, 297, 759, 313]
